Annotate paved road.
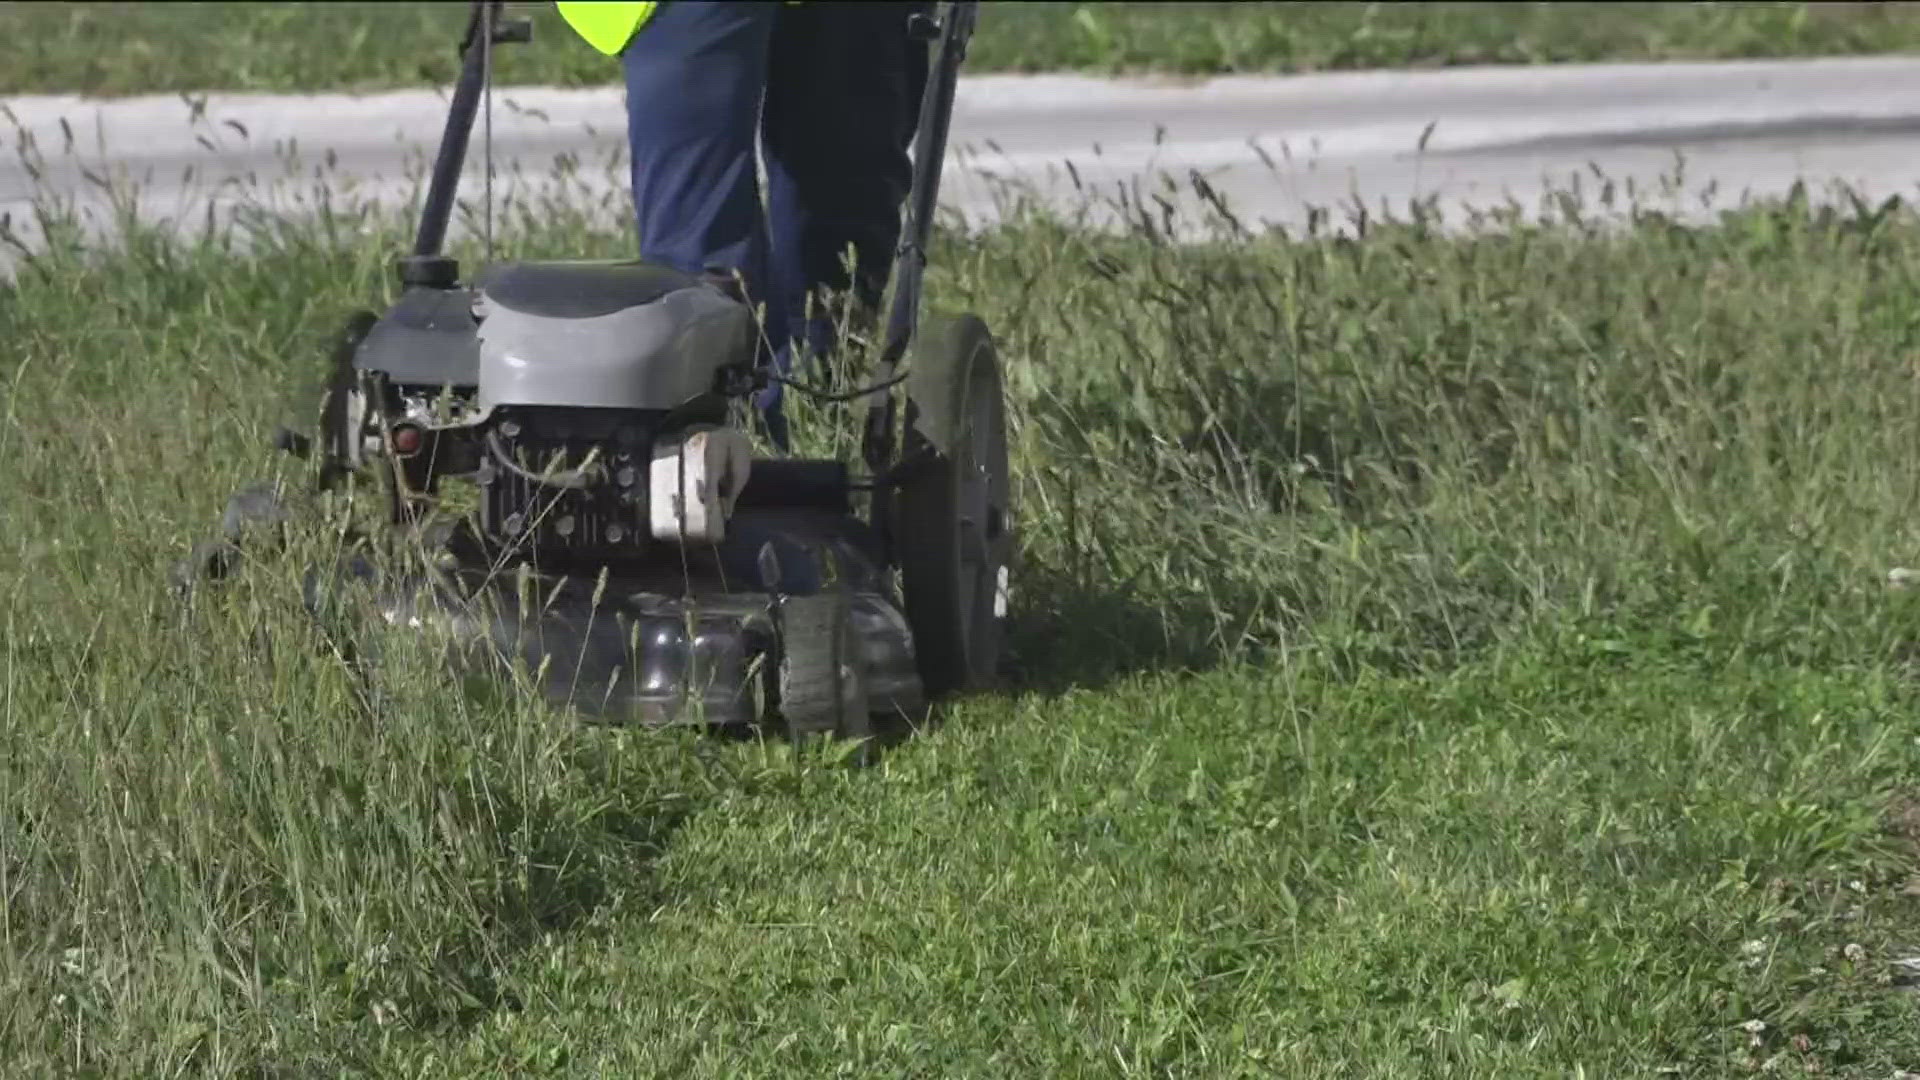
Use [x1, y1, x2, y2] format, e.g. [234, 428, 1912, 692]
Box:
[4, 56, 1920, 261]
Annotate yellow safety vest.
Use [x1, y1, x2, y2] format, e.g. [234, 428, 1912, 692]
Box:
[556, 1, 804, 57]
[555, 1, 659, 57]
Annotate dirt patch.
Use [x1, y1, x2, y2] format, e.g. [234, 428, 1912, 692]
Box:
[1886, 790, 1920, 896]
[1888, 791, 1920, 852]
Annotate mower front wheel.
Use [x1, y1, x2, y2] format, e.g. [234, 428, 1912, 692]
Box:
[894, 314, 1013, 698]
[316, 309, 381, 491]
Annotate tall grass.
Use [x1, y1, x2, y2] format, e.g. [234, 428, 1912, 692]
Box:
[2, 145, 1919, 1073]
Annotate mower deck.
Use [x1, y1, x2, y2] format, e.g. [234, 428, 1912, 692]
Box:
[311, 506, 927, 731]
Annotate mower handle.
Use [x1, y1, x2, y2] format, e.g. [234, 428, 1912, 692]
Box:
[864, 1, 978, 556]
[881, 0, 978, 370]
[400, 0, 528, 287]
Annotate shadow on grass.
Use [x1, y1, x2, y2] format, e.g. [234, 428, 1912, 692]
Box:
[396, 776, 697, 1035]
[848, 556, 1264, 758]
[999, 560, 1231, 696]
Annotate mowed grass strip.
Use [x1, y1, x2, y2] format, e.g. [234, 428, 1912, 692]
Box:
[2, 170, 1920, 1075]
[2, 1, 1920, 97]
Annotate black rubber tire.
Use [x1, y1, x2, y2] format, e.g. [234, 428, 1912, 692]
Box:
[895, 314, 1013, 697]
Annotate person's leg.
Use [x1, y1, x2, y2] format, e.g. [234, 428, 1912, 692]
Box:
[621, 1, 786, 350]
[622, 1, 789, 444]
[759, 1, 930, 408]
[622, 0, 777, 277]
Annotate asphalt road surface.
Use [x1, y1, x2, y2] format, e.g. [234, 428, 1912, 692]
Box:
[4, 55, 1920, 264]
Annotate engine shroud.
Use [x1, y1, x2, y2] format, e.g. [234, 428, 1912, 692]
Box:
[475, 260, 756, 414]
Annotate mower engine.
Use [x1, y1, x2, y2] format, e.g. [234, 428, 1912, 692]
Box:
[343, 259, 761, 565]
[476, 405, 749, 557]
[473, 260, 757, 558]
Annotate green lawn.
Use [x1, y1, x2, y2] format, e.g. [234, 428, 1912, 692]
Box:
[1, 2, 1919, 97]
[4, 161, 1920, 1074]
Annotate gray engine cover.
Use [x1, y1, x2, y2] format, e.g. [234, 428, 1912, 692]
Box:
[476, 265, 753, 413]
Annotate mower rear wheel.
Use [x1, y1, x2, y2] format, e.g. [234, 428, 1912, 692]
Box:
[895, 314, 1012, 697]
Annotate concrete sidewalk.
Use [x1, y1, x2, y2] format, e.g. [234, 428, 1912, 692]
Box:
[4, 56, 1920, 258]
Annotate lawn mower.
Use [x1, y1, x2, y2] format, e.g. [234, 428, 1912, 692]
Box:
[192, 0, 1011, 740]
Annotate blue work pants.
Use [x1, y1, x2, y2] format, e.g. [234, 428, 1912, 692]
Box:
[621, 1, 930, 447]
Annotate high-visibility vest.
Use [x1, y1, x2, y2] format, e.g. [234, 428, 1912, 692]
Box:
[555, 1, 659, 57]
[555, 1, 806, 57]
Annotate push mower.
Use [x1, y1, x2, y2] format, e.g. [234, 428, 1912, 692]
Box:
[192, 0, 1011, 740]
